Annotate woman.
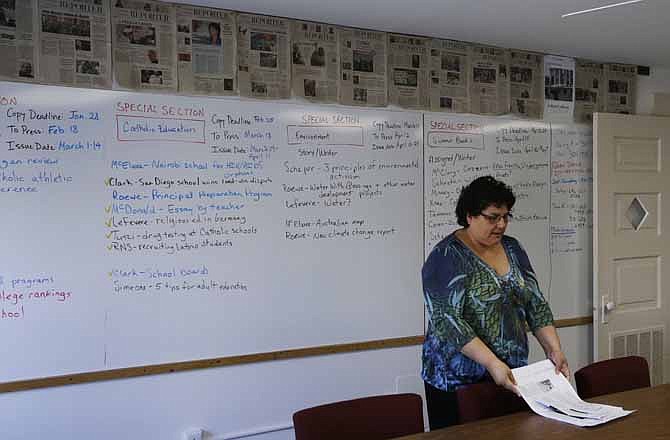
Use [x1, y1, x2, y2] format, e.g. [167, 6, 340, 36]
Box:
[208, 22, 221, 46]
[422, 176, 569, 429]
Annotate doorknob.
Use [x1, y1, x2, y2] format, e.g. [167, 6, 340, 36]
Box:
[601, 296, 615, 324]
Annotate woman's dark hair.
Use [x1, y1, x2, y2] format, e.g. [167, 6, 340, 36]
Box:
[455, 176, 515, 227]
[208, 22, 220, 34]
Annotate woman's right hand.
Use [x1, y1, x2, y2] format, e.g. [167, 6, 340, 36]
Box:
[487, 359, 520, 396]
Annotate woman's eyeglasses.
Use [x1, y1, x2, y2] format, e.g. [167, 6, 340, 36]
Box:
[479, 212, 513, 224]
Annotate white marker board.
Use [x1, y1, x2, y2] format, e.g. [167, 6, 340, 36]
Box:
[0, 82, 424, 382]
[423, 113, 593, 319]
[0, 81, 593, 385]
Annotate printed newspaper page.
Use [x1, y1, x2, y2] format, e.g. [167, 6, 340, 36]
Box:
[604, 63, 636, 114]
[111, 0, 176, 92]
[387, 33, 429, 109]
[0, 0, 38, 82]
[509, 50, 543, 119]
[339, 28, 387, 106]
[39, 0, 111, 89]
[237, 13, 290, 99]
[469, 44, 509, 115]
[429, 38, 470, 113]
[574, 60, 604, 123]
[176, 5, 235, 95]
[513, 360, 634, 427]
[543, 55, 575, 122]
[290, 20, 338, 103]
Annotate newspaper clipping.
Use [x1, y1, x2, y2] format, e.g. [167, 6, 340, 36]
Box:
[509, 50, 543, 119]
[429, 38, 470, 113]
[387, 33, 429, 109]
[339, 28, 387, 106]
[112, 0, 176, 92]
[0, 0, 38, 81]
[39, 0, 111, 89]
[574, 60, 604, 123]
[237, 13, 290, 99]
[470, 44, 509, 115]
[604, 63, 636, 114]
[543, 55, 575, 121]
[290, 20, 338, 102]
[176, 5, 235, 95]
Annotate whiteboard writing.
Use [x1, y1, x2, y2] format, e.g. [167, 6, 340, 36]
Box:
[424, 113, 592, 316]
[0, 82, 423, 381]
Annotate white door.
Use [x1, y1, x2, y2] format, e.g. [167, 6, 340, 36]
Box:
[594, 113, 670, 386]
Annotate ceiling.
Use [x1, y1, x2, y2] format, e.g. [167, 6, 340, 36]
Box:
[169, 0, 670, 68]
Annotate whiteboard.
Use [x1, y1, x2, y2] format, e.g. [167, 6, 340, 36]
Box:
[0, 81, 594, 384]
[423, 113, 593, 319]
[0, 82, 424, 382]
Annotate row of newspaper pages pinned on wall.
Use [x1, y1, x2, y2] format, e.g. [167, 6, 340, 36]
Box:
[0, 0, 637, 122]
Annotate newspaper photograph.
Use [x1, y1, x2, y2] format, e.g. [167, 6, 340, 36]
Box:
[574, 60, 604, 123]
[0, 0, 38, 82]
[387, 33, 429, 109]
[428, 38, 470, 113]
[469, 44, 509, 115]
[543, 55, 575, 121]
[111, 0, 176, 92]
[176, 5, 235, 96]
[237, 13, 290, 99]
[290, 20, 338, 102]
[39, 0, 111, 89]
[339, 28, 387, 106]
[509, 50, 543, 119]
[604, 63, 636, 114]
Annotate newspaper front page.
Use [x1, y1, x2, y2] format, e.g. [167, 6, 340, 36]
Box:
[112, 0, 176, 92]
[574, 60, 604, 123]
[604, 63, 636, 114]
[237, 13, 290, 99]
[176, 5, 235, 95]
[339, 28, 387, 106]
[39, 0, 111, 89]
[469, 44, 509, 115]
[0, 0, 38, 81]
[543, 55, 575, 121]
[290, 20, 338, 102]
[509, 50, 543, 119]
[429, 38, 470, 113]
[387, 33, 429, 109]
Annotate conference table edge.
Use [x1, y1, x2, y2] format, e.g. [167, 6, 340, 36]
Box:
[395, 383, 670, 440]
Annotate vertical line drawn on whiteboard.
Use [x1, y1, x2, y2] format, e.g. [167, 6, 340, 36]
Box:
[421, 112, 427, 332]
[104, 310, 109, 367]
[548, 122, 553, 302]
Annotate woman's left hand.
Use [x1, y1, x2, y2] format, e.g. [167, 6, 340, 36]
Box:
[548, 350, 570, 377]
[534, 326, 570, 378]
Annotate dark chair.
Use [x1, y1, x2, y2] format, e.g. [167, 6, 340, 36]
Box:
[456, 382, 528, 424]
[575, 356, 651, 399]
[292, 393, 424, 440]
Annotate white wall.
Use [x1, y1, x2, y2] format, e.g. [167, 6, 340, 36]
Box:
[0, 346, 421, 440]
[636, 67, 670, 114]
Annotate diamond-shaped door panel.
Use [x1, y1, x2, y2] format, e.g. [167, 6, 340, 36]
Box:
[625, 197, 649, 231]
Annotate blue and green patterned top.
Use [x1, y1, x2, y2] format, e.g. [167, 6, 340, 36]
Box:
[421, 232, 554, 391]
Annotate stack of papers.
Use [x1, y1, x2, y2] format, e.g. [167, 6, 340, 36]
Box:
[512, 360, 635, 426]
